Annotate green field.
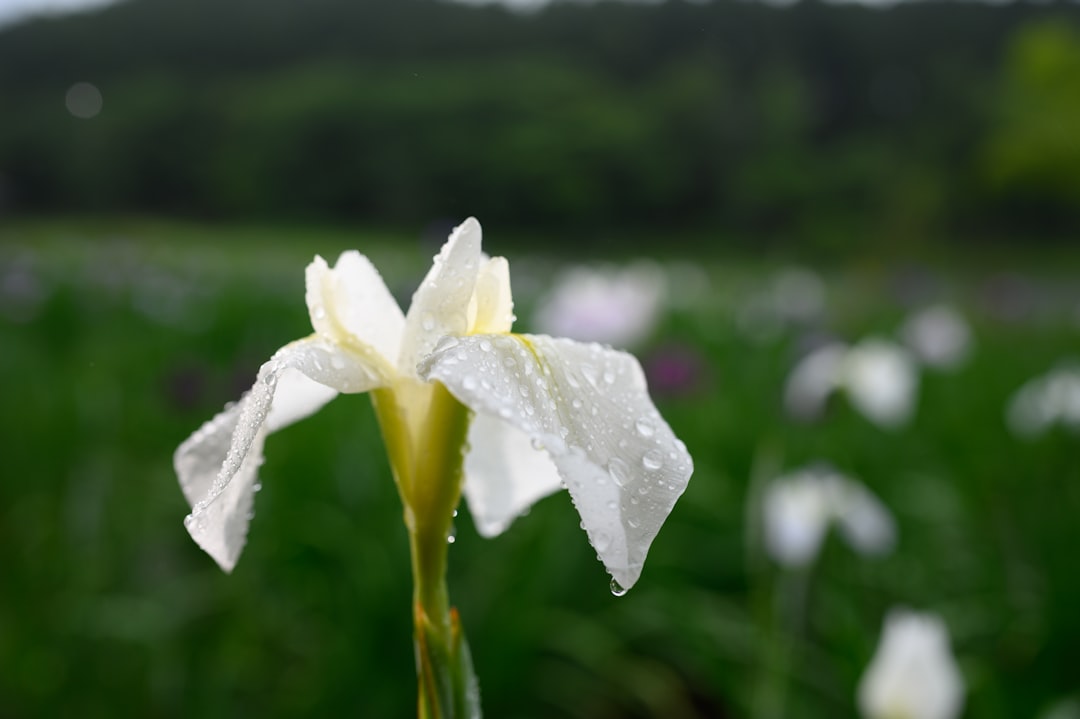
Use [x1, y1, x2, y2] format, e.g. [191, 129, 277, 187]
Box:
[1, 218, 1078, 717]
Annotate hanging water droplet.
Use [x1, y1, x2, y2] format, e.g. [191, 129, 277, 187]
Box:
[634, 418, 655, 437]
[610, 578, 628, 597]
[643, 449, 664, 471]
[607, 457, 630, 487]
[447, 524, 457, 544]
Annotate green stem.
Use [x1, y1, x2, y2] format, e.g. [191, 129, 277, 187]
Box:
[373, 382, 480, 719]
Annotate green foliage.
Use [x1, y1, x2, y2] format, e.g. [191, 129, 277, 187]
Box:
[1, 219, 1078, 717]
[979, 19, 1080, 222]
[1, 0, 1079, 245]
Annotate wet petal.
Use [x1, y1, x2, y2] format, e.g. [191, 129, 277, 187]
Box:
[462, 412, 564, 537]
[420, 333, 693, 590]
[398, 218, 483, 375]
[305, 251, 404, 366]
[469, 256, 514, 335]
[175, 336, 387, 571]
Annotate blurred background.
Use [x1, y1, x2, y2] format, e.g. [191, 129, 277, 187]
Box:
[1, 0, 1079, 716]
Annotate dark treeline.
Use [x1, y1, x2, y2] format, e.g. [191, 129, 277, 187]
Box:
[2, 0, 1079, 247]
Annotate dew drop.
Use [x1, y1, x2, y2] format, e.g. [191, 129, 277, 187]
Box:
[603, 370, 616, 384]
[643, 449, 664, 471]
[463, 375, 478, 391]
[593, 532, 612, 552]
[421, 312, 436, 331]
[313, 305, 326, 320]
[331, 354, 346, 370]
[634, 418, 655, 437]
[610, 578, 628, 597]
[530, 436, 545, 451]
[571, 398, 583, 410]
[479, 339, 493, 352]
[607, 457, 630, 487]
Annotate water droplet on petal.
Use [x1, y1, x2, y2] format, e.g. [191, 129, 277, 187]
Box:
[603, 370, 615, 384]
[421, 312, 436, 331]
[313, 305, 326, 320]
[572, 398, 583, 410]
[530, 436, 545, 451]
[479, 339, 493, 352]
[607, 457, 630, 487]
[643, 449, 664, 471]
[463, 375, 478, 391]
[610, 578, 628, 597]
[635, 418, 655, 437]
[331, 354, 346, 370]
[593, 532, 611, 551]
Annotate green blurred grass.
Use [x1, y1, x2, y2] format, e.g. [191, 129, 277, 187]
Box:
[0, 218, 1078, 718]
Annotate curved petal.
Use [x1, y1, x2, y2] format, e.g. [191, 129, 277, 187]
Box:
[398, 218, 483, 376]
[469, 256, 514, 335]
[305, 251, 405, 368]
[462, 412, 564, 537]
[829, 477, 897, 557]
[783, 343, 847, 421]
[420, 333, 693, 591]
[175, 336, 387, 571]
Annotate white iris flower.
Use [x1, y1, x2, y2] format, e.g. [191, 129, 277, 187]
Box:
[762, 465, 896, 568]
[858, 609, 965, 719]
[174, 218, 693, 592]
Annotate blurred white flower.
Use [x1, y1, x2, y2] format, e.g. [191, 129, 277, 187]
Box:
[785, 339, 919, 429]
[762, 466, 896, 568]
[736, 266, 826, 344]
[900, 304, 972, 369]
[1006, 365, 1080, 437]
[531, 261, 667, 349]
[858, 609, 964, 719]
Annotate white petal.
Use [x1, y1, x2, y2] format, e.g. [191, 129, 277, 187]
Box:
[858, 610, 965, 719]
[398, 218, 483, 375]
[305, 251, 405, 366]
[462, 412, 564, 537]
[420, 333, 693, 590]
[469, 256, 515, 335]
[762, 471, 832, 567]
[175, 336, 387, 571]
[827, 476, 897, 557]
[842, 340, 919, 429]
[784, 343, 847, 421]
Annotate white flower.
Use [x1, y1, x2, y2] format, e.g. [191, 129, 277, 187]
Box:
[174, 218, 693, 591]
[900, 304, 973, 370]
[784, 339, 919, 429]
[1006, 365, 1080, 438]
[762, 466, 896, 568]
[531, 261, 667, 349]
[858, 609, 965, 719]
